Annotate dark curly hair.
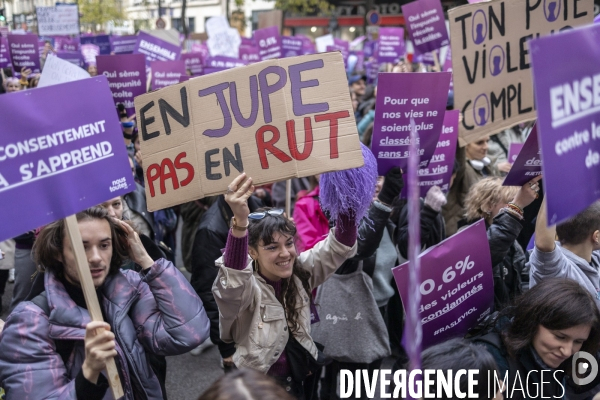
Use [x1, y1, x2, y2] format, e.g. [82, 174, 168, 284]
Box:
[248, 208, 312, 335]
[33, 207, 129, 280]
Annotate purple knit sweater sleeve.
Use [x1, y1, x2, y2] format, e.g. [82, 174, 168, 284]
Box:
[335, 212, 357, 247]
[224, 230, 249, 270]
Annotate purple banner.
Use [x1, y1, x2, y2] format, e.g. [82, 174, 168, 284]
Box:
[80, 34, 111, 55]
[181, 53, 203, 76]
[238, 45, 260, 63]
[203, 55, 247, 74]
[55, 50, 84, 67]
[503, 125, 542, 186]
[8, 35, 41, 76]
[254, 26, 282, 61]
[133, 31, 181, 66]
[372, 72, 452, 175]
[151, 60, 187, 91]
[96, 54, 147, 117]
[0, 76, 135, 243]
[508, 143, 524, 164]
[281, 36, 303, 57]
[0, 37, 11, 69]
[393, 221, 494, 348]
[530, 24, 600, 225]
[401, 110, 459, 197]
[377, 27, 406, 63]
[110, 35, 137, 54]
[402, 0, 449, 54]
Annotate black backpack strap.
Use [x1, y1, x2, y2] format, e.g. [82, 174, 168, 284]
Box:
[30, 292, 50, 315]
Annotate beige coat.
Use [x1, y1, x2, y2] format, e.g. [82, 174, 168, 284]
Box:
[212, 229, 357, 373]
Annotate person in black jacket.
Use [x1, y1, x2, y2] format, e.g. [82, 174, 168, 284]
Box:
[190, 194, 263, 370]
[459, 176, 541, 310]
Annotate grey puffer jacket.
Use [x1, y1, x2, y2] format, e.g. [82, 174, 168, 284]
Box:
[0, 258, 210, 400]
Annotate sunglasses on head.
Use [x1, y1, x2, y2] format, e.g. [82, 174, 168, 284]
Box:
[248, 209, 285, 220]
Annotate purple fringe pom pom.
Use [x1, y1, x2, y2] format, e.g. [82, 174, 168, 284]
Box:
[320, 143, 379, 225]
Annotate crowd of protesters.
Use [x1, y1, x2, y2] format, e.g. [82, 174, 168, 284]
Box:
[1, 31, 600, 400]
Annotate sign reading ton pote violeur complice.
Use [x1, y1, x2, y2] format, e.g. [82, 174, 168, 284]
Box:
[134, 52, 364, 211]
[448, 0, 593, 145]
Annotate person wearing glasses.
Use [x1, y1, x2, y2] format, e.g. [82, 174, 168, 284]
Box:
[212, 173, 360, 398]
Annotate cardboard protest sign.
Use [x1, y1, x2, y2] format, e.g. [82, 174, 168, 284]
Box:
[239, 45, 260, 63]
[0, 37, 11, 69]
[530, 23, 600, 225]
[507, 143, 524, 163]
[134, 52, 364, 211]
[0, 76, 135, 242]
[502, 125, 541, 186]
[255, 26, 282, 60]
[38, 54, 90, 88]
[377, 27, 406, 63]
[282, 36, 303, 57]
[36, 5, 79, 36]
[401, 110, 459, 197]
[97, 54, 147, 117]
[449, 0, 593, 146]
[181, 53, 204, 76]
[80, 34, 111, 55]
[151, 60, 187, 90]
[393, 220, 494, 348]
[8, 35, 41, 76]
[371, 72, 452, 175]
[111, 35, 138, 54]
[403, 0, 450, 54]
[134, 31, 181, 66]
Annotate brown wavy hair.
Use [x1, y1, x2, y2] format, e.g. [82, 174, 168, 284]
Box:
[464, 177, 518, 224]
[33, 207, 129, 280]
[197, 368, 294, 400]
[248, 208, 312, 335]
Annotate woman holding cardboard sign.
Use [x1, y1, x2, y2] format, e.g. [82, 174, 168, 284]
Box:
[0, 207, 210, 399]
[212, 145, 377, 398]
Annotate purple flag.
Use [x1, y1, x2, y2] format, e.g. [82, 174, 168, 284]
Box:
[0, 37, 11, 69]
[402, 0, 450, 54]
[254, 26, 282, 61]
[503, 125, 542, 187]
[133, 31, 181, 66]
[0, 76, 135, 242]
[238, 45, 260, 63]
[80, 34, 111, 55]
[181, 53, 203, 76]
[508, 143, 525, 164]
[96, 54, 147, 117]
[110, 35, 137, 54]
[393, 220, 494, 348]
[530, 24, 600, 225]
[371, 72, 452, 175]
[55, 50, 84, 67]
[281, 36, 303, 57]
[151, 60, 187, 91]
[8, 34, 41, 76]
[377, 27, 406, 63]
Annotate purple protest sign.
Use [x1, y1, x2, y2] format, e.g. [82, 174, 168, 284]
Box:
[81, 43, 100, 66]
[443, 47, 453, 89]
[181, 53, 203, 76]
[0, 27, 8, 38]
[350, 50, 364, 72]
[254, 26, 282, 60]
[281, 36, 303, 57]
[503, 125, 542, 187]
[364, 60, 379, 85]
[508, 143, 524, 164]
[110, 35, 137, 54]
[401, 110, 459, 198]
[241, 37, 255, 46]
[203, 55, 247, 74]
[393, 220, 494, 348]
[530, 24, 600, 225]
[150, 60, 187, 91]
[80, 34, 111, 55]
[133, 31, 181, 66]
[326, 38, 349, 66]
[363, 40, 377, 59]
[238, 45, 260, 63]
[299, 36, 315, 55]
[55, 50, 84, 67]
[372, 72, 452, 175]
[54, 36, 80, 52]
[96, 54, 147, 117]
[377, 27, 406, 63]
[0, 37, 11, 69]
[0, 76, 135, 243]
[191, 43, 209, 59]
[402, 0, 449, 54]
[8, 34, 40, 76]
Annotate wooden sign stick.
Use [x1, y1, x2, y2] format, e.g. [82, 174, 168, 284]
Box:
[64, 215, 125, 399]
[285, 179, 292, 218]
